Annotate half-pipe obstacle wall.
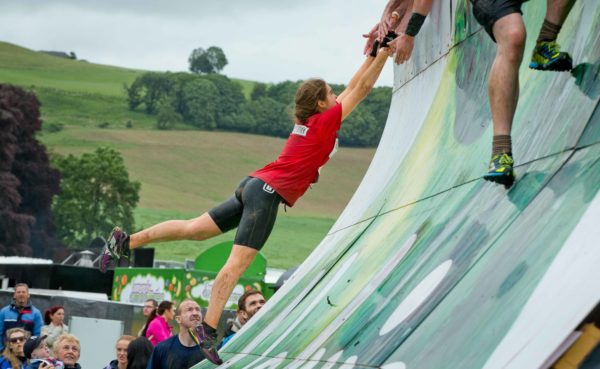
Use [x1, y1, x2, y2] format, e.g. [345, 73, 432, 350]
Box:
[194, 0, 600, 368]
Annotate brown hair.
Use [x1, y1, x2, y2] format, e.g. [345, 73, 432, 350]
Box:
[3, 328, 29, 368]
[237, 290, 264, 312]
[44, 305, 65, 325]
[116, 335, 135, 347]
[294, 79, 328, 124]
[141, 300, 174, 337]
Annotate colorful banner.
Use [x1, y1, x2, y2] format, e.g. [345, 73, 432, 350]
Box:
[112, 268, 267, 309]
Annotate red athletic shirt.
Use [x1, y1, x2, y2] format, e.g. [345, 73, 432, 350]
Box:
[250, 102, 342, 207]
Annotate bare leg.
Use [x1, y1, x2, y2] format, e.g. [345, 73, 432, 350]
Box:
[129, 212, 222, 249]
[489, 14, 526, 137]
[203, 245, 258, 328]
[545, 0, 575, 26]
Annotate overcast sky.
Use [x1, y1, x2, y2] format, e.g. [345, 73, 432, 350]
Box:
[0, 0, 395, 86]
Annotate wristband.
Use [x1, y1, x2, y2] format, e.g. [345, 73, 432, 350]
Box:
[405, 12, 426, 37]
[369, 40, 380, 57]
[381, 31, 398, 48]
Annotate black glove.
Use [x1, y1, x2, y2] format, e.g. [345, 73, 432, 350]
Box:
[369, 40, 380, 57]
[381, 31, 398, 48]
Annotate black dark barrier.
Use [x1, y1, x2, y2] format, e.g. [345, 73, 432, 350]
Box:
[0, 264, 114, 295]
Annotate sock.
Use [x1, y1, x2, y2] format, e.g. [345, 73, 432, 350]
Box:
[492, 135, 512, 156]
[537, 19, 562, 43]
[202, 321, 217, 335]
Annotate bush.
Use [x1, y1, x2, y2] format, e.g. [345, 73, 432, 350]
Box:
[45, 123, 64, 133]
[156, 104, 181, 130]
[338, 106, 381, 147]
[98, 122, 110, 129]
[122, 71, 393, 147]
[180, 79, 218, 130]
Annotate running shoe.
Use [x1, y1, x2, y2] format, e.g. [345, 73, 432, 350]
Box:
[188, 325, 223, 365]
[483, 153, 516, 188]
[99, 227, 130, 273]
[529, 40, 573, 71]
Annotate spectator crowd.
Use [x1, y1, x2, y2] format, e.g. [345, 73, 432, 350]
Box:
[0, 283, 266, 369]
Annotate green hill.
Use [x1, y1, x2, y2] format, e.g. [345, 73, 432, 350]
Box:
[0, 41, 376, 268]
[0, 42, 255, 128]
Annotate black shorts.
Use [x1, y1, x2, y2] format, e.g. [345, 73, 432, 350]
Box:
[470, 0, 525, 42]
[208, 177, 282, 250]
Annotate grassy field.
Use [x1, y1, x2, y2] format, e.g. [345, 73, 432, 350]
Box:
[39, 127, 375, 268]
[133, 208, 335, 269]
[0, 42, 257, 98]
[0, 42, 256, 129]
[1, 41, 376, 268]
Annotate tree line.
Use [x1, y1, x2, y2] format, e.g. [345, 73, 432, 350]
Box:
[124, 72, 392, 147]
[1, 84, 141, 256]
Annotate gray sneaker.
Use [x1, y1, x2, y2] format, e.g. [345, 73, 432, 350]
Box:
[188, 325, 223, 365]
[100, 227, 130, 273]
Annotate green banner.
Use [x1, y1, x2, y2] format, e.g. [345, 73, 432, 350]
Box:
[112, 268, 267, 309]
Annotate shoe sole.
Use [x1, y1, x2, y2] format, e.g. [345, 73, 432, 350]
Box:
[187, 328, 223, 365]
[483, 172, 515, 188]
[99, 227, 128, 273]
[99, 248, 113, 273]
[529, 59, 572, 72]
[202, 349, 223, 365]
[108, 227, 131, 262]
[187, 327, 201, 345]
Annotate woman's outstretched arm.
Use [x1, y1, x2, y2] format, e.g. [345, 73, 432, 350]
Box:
[336, 55, 375, 102]
[339, 47, 391, 121]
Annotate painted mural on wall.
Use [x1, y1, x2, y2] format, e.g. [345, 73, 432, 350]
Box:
[191, 0, 600, 368]
[112, 268, 266, 308]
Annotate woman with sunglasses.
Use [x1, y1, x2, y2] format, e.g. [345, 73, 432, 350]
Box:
[0, 328, 29, 369]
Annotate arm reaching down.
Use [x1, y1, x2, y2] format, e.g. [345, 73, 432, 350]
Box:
[388, 0, 435, 64]
[363, 0, 407, 55]
[377, 0, 408, 38]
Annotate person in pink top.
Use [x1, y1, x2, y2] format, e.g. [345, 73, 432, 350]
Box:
[141, 301, 174, 346]
[102, 25, 397, 365]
